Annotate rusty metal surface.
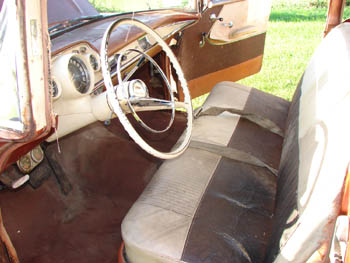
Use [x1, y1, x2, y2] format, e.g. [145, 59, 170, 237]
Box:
[0, 210, 19, 263]
[324, 0, 345, 36]
[0, 0, 54, 173]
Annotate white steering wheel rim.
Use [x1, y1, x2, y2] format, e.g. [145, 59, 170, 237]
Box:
[100, 18, 193, 159]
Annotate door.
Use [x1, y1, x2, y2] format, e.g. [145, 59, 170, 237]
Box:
[0, 0, 53, 172]
[177, 0, 272, 98]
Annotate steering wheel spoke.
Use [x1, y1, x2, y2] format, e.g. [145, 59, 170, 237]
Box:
[174, 101, 191, 111]
[128, 97, 190, 111]
[119, 97, 190, 114]
[129, 97, 173, 111]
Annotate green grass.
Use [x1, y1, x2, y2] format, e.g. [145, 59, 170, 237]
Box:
[238, 8, 327, 101]
[238, 7, 350, 101]
[89, 0, 150, 13]
[88, 0, 190, 13]
[272, 0, 328, 8]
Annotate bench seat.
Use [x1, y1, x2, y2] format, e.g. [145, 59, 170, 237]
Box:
[121, 23, 350, 263]
[122, 82, 289, 263]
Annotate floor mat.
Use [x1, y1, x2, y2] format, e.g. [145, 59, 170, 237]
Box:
[0, 113, 186, 263]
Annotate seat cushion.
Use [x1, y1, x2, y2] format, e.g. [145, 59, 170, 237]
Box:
[199, 82, 290, 136]
[121, 83, 290, 263]
[266, 23, 350, 262]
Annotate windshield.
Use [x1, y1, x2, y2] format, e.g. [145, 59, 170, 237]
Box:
[46, 0, 196, 27]
[88, 0, 196, 13]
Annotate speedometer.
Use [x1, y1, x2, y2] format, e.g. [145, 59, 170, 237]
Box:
[68, 56, 90, 94]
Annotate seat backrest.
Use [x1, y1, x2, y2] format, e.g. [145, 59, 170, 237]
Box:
[266, 23, 350, 262]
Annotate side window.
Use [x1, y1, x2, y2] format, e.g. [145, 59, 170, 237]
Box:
[0, 0, 26, 133]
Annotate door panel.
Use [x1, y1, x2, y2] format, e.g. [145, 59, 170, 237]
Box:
[209, 0, 271, 43]
[176, 0, 272, 98]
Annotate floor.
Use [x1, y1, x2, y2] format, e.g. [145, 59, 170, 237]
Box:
[0, 112, 186, 263]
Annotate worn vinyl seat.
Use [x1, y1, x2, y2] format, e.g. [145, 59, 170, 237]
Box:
[121, 23, 350, 263]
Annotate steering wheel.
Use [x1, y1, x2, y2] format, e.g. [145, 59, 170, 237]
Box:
[100, 18, 193, 159]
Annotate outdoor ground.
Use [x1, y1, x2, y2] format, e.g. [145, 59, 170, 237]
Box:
[239, 0, 350, 100]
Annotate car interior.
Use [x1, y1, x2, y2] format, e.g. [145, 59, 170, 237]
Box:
[0, 0, 349, 262]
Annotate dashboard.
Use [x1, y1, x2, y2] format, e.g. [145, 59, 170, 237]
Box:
[47, 17, 196, 142]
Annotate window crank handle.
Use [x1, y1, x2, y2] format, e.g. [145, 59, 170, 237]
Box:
[209, 14, 223, 22]
[222, 21, 233, 28]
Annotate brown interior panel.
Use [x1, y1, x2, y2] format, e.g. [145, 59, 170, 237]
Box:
[187, 52, 263, 99]
[177, 5, 223, 81]
[177, 5, 267, 98]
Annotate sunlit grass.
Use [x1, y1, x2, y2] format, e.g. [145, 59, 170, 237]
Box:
[238, 8, 326, 101]
[88, 0, 190, 13]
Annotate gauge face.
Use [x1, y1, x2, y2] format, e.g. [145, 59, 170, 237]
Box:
[68, 56, 90, 94]
[89, 54, 99, 71]
[31, 146, 44, 163]
[51, 80, 59, 98]
[18, 155, 32, 172]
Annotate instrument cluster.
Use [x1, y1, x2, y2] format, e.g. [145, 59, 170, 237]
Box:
[50, 44, 101, 100]
[46, 19, 195, 142]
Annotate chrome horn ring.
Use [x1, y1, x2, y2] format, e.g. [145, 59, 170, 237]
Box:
[116, 48, 175, 134]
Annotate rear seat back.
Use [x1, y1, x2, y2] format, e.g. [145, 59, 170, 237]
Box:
[267, 23, 350, 262]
